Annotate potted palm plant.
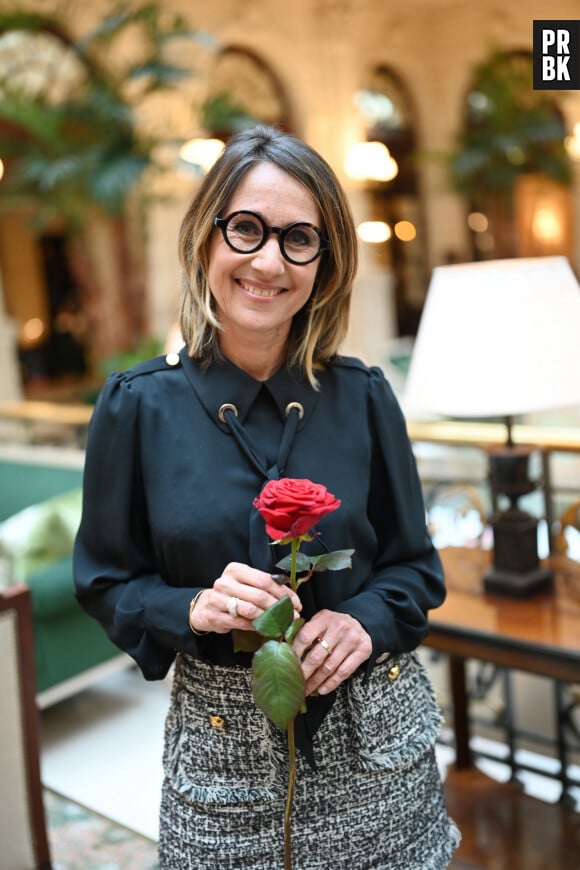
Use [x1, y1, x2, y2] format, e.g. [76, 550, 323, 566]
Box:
[449, 49, 572, 258]
[0, 2, 213, 371]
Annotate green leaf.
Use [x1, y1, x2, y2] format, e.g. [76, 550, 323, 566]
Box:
[251, 641, 305, 730]
[127, 59, 191, 85]
[232, 629, 263, 654]
[0, 3, 215, 226]
[275, 552, 311, 574]
[252, 595, 293, 638]
[310, 549, 355, 572]
[284, 617, 304, 644]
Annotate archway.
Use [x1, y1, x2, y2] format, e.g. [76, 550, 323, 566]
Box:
[355, 65, 429, 336]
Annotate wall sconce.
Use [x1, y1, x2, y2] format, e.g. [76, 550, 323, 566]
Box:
[19, 318, 46, 349]
[565, 122, 580, 161]
[357, 221, 391, 243]
[178, 137, 225, 174]
[515, 174, 572, 259]
[344, 141, 398, 182]
[394, 220, 416, 242]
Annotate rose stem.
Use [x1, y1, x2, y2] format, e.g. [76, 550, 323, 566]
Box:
[284, 718, 296, 870]
[283, 535, 300, 868]
[289, 537, 300, 592]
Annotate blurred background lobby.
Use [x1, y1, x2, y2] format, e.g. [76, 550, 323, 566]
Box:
[1, 1, 580, 868]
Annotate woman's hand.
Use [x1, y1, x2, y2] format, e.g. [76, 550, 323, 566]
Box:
[189, 562, 302, 635]
[292, 610, 372, 696]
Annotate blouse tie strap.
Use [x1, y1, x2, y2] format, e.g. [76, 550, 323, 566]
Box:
[275, 402, 303, 477]
[218, 401, 304, 480]
[218, 403, 267, 478]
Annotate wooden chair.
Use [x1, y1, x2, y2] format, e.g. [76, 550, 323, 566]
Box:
[0, 584, 51, 870]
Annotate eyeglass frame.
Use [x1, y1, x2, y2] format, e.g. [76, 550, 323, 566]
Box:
[213, 210, 330, 265]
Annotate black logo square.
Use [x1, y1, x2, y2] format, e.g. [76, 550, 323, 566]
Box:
[533, 20, 580, 89]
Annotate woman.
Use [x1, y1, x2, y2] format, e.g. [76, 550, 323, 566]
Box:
[74, 125, 460, 869]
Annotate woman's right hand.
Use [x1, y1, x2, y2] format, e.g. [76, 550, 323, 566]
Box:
[189, 562, 302, 635]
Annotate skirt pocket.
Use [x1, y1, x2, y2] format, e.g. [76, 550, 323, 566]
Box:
[163, 656, 286, 805]
[346, 651, 442, 772]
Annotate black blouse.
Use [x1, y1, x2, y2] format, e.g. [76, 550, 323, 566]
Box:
[74, 347, 445, 687]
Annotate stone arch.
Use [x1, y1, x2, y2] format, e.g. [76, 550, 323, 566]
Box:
[202, 45, 293, 138]
[356, 64, 429, 336]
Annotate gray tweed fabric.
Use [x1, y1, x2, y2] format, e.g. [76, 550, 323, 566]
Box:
[158, 652, 461, 869]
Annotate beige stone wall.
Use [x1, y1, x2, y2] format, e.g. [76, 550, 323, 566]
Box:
[170, 0, 580, 267]
[2, 0, 580, 378]
[150, 0, 580, 362]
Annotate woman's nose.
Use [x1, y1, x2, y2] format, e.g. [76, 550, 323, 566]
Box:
[250, 236, 285, 274]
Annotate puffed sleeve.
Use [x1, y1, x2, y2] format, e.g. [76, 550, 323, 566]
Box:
[73, 372, 203, 680]
[336, 367, 445, 664]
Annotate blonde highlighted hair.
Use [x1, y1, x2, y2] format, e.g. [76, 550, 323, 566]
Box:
[178, 124, 358, 387]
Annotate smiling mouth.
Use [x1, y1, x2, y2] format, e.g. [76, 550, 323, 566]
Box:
[238, 280, 284, 298]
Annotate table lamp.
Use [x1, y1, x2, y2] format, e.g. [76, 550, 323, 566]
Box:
[404, 256, 580, 598]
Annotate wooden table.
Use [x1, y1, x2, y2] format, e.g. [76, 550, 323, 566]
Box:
[0, 400, 94, 444]
[425, 547, 580, 798]
[407, 418, 580, 453]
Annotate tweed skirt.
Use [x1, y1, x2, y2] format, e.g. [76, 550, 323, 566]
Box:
[158, 651, 460, 869]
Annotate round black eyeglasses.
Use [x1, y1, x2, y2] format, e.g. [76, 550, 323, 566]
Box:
[214, 210, 330, 265]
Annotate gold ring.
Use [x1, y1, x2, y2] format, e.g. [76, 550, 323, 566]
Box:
[318, 638, 333, 656]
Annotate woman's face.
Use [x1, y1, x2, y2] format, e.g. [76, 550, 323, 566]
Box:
[207, 162, 321, 355]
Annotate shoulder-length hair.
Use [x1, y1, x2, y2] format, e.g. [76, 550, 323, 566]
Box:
[178, 124, 358, 387]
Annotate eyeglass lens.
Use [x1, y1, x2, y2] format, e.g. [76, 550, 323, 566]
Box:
[221, 211, 324, 264]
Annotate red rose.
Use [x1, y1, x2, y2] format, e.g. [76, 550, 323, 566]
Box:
[253, 477, 341, 542]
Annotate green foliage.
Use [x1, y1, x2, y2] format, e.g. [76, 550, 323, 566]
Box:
[252, 595, 294, 639]
[449, 50, 571, 206]
[201, 92, 258, 133]
[251, 640, 306, 731]
[251, 595, 306, 730]
[275, 552, 312, 575]
[274, 548, 354, 583]
[0, 2, 210, 226]
[284, 617, 304, 645]
[309, 549, 354, 572]
[100, 336, 163, 375]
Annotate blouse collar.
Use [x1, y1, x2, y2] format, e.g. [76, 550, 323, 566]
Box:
[179, 347, 319, 430]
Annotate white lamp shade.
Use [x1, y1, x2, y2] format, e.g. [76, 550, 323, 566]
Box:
[404, 256, 580, 418]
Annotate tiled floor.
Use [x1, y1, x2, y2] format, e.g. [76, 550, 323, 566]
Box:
[44, 789, 158, 870]
[40, 666, 172, 841]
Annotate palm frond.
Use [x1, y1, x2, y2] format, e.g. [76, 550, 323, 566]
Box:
[0, 1, 210, 226]
[450, 50, 571, 203]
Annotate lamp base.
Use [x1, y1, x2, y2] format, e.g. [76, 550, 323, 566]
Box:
[483, 565, 554, 598]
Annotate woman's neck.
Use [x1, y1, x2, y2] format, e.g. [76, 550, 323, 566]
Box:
[219, 332, 288, 381]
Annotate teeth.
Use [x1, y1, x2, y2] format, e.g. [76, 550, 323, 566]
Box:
[240, 281, 280, 298]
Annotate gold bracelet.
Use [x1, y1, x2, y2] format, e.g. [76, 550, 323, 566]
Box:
[189, 590, 209, 636]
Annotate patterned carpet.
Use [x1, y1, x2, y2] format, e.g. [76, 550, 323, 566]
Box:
[45, 790, 159, 870]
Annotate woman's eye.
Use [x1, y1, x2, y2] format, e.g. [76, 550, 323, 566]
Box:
[232, 220, 261, 238]
[286, 227, 316, 248]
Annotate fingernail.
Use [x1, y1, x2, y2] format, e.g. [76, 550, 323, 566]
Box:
[271, 573, 288, 584]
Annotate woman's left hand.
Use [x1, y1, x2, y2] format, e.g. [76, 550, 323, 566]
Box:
[292, 610, 372, 697]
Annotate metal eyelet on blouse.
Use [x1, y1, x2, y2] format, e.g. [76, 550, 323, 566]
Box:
[285, 401, 304, 419]
[218, 403, 238, 422]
